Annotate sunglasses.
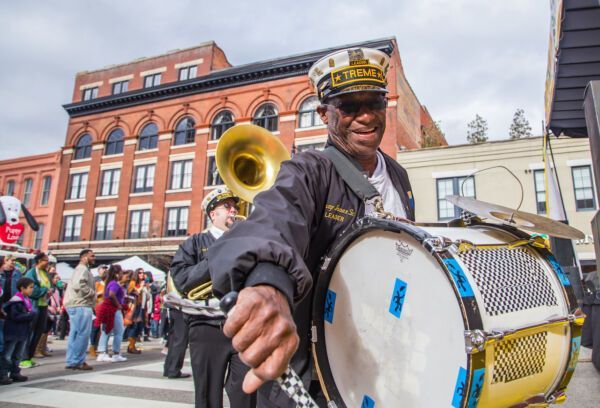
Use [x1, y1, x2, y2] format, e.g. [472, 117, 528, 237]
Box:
[325, 95, 387, 116]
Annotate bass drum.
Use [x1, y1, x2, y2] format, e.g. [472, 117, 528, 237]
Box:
[312, 218, 582, 408]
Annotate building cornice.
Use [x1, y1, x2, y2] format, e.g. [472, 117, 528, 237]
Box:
[63, 38, 395, 118]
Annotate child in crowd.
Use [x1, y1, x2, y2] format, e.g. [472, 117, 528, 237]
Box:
[151, 291, 161, 338]
[0, 277, 36, 385]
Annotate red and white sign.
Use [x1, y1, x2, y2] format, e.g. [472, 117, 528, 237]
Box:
[0, 223, 25, 244]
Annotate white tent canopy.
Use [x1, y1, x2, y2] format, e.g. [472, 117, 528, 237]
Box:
[90, 256, 166, 281]
[55, 262, 75, 282]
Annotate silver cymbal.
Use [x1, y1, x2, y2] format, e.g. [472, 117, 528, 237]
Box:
[445, 195, 585, 240]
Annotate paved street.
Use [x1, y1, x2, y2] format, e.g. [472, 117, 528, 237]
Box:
[0, 339, 597, 407]
[0, 338, 206, 408]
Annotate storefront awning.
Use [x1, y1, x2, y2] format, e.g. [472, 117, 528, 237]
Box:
[545, 0, 600, 137]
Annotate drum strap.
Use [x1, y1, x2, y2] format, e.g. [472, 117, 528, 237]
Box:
[323, 146, 381, 201]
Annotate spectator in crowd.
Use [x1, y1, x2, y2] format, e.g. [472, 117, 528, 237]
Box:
[47, 273, 63, 337]
[64, 249, 96, 370]
[1, 255, 22, 357]
[125, 269, 144, 354]
[0, 277, 35, 385]
[151, 288, 161, 338]
[95, 265, 127, 363]
[89, 264, 108, 358]
[141, 272, 153, 342]
[22, 253, 51, 367]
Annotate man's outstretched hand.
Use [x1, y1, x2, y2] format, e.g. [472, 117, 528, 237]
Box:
[223, 285, 299, 393]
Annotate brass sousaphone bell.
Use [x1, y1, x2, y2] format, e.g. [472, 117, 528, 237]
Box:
[186, 124, 290, 301]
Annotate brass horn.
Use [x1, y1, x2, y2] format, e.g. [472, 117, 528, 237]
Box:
[216, 124, 290, 203]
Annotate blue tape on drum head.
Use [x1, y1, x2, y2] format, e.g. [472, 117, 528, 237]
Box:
[452, 367, 467, 408]
[389, 278, 408, 318]
[547, 255, 571, 286]
[361, 395, 375, 407]
[467, 368, 485, 408]
[443, 258, 474, 297]
[568, 336, 581, 371]
[324, 289, 336, 324]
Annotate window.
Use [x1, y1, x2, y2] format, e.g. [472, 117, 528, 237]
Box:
[253, 103, 278, 132]
[296, 142, 326, 153]
[40, 176, 52, 206]
[170, 160, 193, 190]
[105, 128, 124, 155]
[298, 96, 323, 128]
[34, 224, 44, 249]
[138, 123, 158, 150]
[206, 157, 223, 186]
[165, 207, 188, 236]
[74, 134, 92, 159]
[173, 117, 196, 145]
[6, 180, 15, 196]
[63, 215, 82, 242]
[22, 178, 33, 206]
[68, 173, 88, 200]
[572, 166, 597, 211]
[211, 110, 234, 140]
[112, 80, 129, 95]
[94, 212, 115, 240]
[82, 87, 98, 101]
[133, 164, 155, 193]
[533, 170, 546, 215]
[144, 73, 161, 88]
[129, 210, 150, 238]
[100, 169, 120, 196]
[179, 66, 197, 81]
[437, 177, 475, 220]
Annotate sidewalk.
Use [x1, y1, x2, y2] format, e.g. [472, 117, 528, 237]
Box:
[18, 336, 167, 382]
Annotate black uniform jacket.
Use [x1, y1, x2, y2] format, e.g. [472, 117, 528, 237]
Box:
[170, 230, 226, 323]
[208, 143, 414, 404]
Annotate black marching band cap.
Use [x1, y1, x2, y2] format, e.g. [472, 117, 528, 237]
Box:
[308, 47, 391, 101]
[202, 187, 239, 214]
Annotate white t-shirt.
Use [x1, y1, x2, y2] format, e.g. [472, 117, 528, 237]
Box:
[364, 151, 407, 218]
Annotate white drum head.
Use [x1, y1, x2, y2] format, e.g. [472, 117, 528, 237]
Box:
[321, 229, 466, 407]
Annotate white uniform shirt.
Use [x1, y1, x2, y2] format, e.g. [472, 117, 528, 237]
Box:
[364, 151, 407, 218]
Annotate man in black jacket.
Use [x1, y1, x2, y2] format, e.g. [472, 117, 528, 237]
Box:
[170, 188, 255, 408]
[208, 47, 415, 407]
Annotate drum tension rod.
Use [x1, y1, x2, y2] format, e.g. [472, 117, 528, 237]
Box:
[464, 329, 515, 354]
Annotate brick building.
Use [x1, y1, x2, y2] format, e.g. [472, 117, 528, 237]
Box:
[48, 37, 445, 263]
[0, 151, 61, 251]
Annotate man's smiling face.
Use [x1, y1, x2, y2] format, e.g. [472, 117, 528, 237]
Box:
[317, 92, 387, 161]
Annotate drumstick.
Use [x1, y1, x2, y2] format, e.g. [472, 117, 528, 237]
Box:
[220, 292, 319, 408]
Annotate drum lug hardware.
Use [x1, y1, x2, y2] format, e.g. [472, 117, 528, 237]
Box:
[321, 257, 331, 271]
[327, 402, 339, 408]
[464, 330, 487, 354]
[424, 236, 451, 252]
[311, 325, 318, 343]
[567, 308, 586, 326]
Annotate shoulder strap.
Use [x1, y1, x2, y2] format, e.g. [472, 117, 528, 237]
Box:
[323, 146, 380, 201]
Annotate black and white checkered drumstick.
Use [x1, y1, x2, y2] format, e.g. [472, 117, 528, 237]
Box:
[220, 292, 319, 408]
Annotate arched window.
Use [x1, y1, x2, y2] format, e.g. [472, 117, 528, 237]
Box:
[138, 123, 158, 150]
[173, 117, 196, 145]
[298, 96, 323, 128]
[22, 178, 33, 206]
[5, 180, 15, 196]
[105, 128, 124, 155]
[74, 134, 92, 159]
[252, 103, 278, 132]
[211, 110, 234, 140]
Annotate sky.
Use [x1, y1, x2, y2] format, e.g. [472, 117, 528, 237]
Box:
[0, 1, 551, 160]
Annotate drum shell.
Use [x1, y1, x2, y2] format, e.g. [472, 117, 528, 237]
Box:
[312, 218, 581, 408]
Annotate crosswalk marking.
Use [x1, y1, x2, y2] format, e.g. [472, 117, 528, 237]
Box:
[0, 361, 196, 407]
[0, 387, 192, 408]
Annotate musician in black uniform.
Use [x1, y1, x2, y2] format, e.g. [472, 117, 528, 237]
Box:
[170, 188, 255, 408]
[207, 47, 415, 407]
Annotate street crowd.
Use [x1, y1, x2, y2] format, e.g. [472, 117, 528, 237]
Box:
[0, 251, 169, 385]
